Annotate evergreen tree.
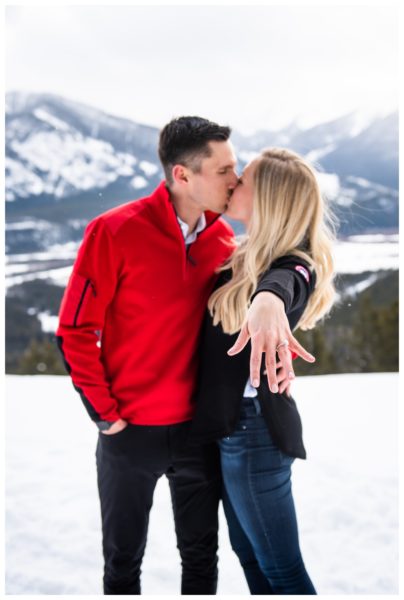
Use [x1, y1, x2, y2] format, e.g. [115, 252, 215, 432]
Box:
[351, 294, 398, 372]
[374, 300, 398, 371]
[16, 338, 66, 375]
[294, 325, 338, 375]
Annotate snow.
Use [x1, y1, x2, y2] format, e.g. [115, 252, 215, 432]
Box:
[4, 235, 398, 290]
[5, 373, 398, 595]
[139, 160, 159, 176]
[6, 236, 399, 294]
[346, 175, 376, 189]
[316, 172, 340, 200]
[305, 143, 336, 163]
[33, 108, 70, 132]
[6, 219, 55, 232]
[346, 176, 398, 195]
[333, 187, 357, 207]
[5, 157, 46, 200]
[6, 266, 74, 288]
[5, 242, 80, 263]
[9, 131, 139, 198]
[348, 233, 399, 243]
[131, 175, 148, 189]
[67, 219, 88, 230]
[347, 109, 380, 138]
[5, 263, 32, 276]
[313, 173, 398, 208]
[314, 172, 359, 207]
[36, 311, 60, 333]
[333, 237, 398, 273]
[342, 273, 379, 298]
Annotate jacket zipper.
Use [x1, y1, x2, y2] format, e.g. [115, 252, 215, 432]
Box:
[73, 279, 95, 326]
[170, 203, 222, 276]
[184, 213, 222, 267]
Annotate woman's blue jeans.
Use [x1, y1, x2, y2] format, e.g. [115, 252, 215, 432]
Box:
[219, 396, 316, 595]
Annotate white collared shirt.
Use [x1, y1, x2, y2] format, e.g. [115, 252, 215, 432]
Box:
[243, 378, 258, 397]
[177, 213, 207, 245]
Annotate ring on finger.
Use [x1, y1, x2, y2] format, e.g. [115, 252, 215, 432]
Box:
[276, 339, 289, 352]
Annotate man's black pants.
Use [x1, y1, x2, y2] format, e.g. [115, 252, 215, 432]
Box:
[95, 420, 221, 595]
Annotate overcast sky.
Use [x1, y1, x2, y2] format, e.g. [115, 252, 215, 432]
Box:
[5, 4, 398, 133]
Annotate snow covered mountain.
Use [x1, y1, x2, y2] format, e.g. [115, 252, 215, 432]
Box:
[5, 94, 398, 377]
[5, 92, 398, 255]
[233, 110, 398, 189]
[5, 92, 161, 204]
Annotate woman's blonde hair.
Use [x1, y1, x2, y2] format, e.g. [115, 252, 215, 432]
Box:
[208, 148, 336, 333]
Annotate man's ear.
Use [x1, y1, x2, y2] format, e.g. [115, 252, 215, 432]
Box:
[172, 164, 189, 186]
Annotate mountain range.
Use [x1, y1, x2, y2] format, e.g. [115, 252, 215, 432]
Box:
[5, 91, 398, 254]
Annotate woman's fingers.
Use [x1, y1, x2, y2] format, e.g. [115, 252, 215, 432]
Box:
[284, 383, 292, 397]
[262, 332, 279, 392]
[267, 363, 293, 394]
[275, 366, 287, 386]
[227, 322, 250, 356]
[276, 344, 295, 382]
[249, 331, 265, 388]
[288, 334, 315, 363]
[227, 322, 315, 393]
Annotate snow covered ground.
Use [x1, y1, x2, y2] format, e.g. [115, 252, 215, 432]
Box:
[5, 373, 398, 595]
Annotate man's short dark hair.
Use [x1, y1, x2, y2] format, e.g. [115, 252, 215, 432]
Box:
[158, 116, 231, 185]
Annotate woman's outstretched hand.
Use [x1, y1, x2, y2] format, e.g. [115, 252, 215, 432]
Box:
[227, 291, 315, 393]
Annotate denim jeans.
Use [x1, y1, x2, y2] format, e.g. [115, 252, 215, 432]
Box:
[219, 396, 316, 595]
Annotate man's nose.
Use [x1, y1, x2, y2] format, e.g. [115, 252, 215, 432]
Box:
[229, 171, 239, 188]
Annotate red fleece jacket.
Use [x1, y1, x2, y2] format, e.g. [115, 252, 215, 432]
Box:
[56, 182, 234, 426]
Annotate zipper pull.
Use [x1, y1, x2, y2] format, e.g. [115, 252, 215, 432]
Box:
[186, 244, 197, 266]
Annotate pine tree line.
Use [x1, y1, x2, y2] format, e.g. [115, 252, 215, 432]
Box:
[294, 291, 398, 375]
[6, 271, 398, 375]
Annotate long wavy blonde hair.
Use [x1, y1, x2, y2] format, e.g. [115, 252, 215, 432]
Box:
[208, 148, 336, 333]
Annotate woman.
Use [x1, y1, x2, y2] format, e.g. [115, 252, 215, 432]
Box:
[190, 148, 336, 594]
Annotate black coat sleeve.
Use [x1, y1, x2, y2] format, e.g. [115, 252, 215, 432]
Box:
[251, 255, 316, 320]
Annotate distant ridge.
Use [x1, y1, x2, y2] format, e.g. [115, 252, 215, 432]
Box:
[5, 92, 398, 253]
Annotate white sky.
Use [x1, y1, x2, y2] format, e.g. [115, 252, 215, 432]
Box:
[4, 3, 399, 133]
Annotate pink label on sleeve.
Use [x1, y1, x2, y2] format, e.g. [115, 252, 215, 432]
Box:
[295, 265, 310, 282]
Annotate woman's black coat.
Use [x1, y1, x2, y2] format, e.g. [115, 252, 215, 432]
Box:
[189, 255, 316, 459]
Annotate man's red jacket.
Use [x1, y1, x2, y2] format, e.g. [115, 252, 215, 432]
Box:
[56, 182, 235, 427]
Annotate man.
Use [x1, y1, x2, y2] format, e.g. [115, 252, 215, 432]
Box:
[56, 116, 314, 594]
